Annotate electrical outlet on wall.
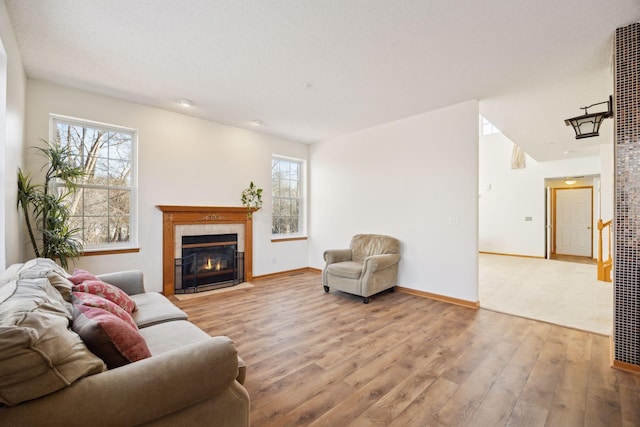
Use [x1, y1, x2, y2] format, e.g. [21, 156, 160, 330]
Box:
[447, 216, 460, 226]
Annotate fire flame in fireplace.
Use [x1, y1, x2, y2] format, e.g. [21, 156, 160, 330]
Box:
[203, 258, 223, 271]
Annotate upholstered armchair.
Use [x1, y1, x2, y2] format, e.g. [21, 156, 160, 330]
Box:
[322, 234, 400, 303]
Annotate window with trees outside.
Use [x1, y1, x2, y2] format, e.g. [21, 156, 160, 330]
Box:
[272, 156, 305, 237]
[51, 116, 137, 251]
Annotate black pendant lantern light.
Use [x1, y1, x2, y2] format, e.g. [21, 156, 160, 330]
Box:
[564, 95, 613, 139]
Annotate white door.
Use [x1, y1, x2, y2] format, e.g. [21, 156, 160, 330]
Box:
[555, 188, 592, 257]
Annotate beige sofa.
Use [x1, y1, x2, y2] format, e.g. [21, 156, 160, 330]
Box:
[0, 258, 249, 426]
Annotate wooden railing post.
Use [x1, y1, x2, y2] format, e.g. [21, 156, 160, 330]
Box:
[597, 219, 612, 282]
[597, 219, 604, 264]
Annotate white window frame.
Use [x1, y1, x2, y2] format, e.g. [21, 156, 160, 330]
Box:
[50, 114, 138, 252]
[271, 155, 307, 239]
[481, 116, 501, 136]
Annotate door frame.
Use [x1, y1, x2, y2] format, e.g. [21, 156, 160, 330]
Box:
[551, 186, 594, 257]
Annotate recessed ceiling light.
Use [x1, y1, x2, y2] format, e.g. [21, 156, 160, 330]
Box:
[178, 99, 193, 107]
[251, 120, 264, 126]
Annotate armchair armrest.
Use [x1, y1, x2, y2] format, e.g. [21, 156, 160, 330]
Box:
[0, 336, 241, 426]
[97, 270, 145, 295]
[323, 249, 352, 264]
[363, 253, 400, 273]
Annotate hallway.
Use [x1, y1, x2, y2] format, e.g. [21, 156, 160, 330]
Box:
[479, 253, 613, 335]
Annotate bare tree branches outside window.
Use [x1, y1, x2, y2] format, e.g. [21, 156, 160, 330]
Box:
[52, 117, 136, 248]
[272, 157, 303, 235]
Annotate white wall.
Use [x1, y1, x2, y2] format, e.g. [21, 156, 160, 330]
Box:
[479, 130, 603, 257]
[309, 100, 479, 303]
[0, 1, 27, 269]
[25, 80, 309, 291]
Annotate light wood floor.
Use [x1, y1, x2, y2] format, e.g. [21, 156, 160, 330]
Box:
[171, 271, 640, 427]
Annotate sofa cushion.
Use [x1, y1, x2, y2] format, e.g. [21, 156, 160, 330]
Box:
[129, 292, 188, 328]
[0, 277, 105, 406]
[0, 263, 24, 286]
[15, 258, 69, 280]
[139, 319, 210, 355]
[326, 261, 363, 279]
[139, 320, 247, 385]
[46, 271, 74, 303]
[73, 279, 137, 314]
[72, 305, 151, 369]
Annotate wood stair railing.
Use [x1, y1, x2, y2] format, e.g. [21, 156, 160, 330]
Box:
[597, 219, 612, 282]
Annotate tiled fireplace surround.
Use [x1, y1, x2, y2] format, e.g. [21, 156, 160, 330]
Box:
[157, 206, 254, 296]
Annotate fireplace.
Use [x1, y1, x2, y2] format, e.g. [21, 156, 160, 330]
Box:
[157, 206, 255, 296]
[174, 233, 245, 293]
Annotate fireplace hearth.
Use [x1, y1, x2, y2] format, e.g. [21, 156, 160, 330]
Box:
[174, 233, 244, 293]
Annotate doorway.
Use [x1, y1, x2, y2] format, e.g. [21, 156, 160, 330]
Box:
[553, 187, 593, 258]
[545, 176, 599, 263]
[477, 115, 612, 333]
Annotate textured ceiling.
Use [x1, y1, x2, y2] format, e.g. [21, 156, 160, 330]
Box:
[5, 0, 639, 160]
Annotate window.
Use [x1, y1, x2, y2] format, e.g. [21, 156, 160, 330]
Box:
[51, 116, 137, 251]
[272, 156, 305, 236]
[481, 116, 501, 136]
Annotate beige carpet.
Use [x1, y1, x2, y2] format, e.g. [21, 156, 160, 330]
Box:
[479, 253, 613, 336]
[173, 282, 254, 300]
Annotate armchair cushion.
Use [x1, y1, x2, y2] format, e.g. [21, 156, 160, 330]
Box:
[326, 261, 363, 279]
[351, 234, 399, 262]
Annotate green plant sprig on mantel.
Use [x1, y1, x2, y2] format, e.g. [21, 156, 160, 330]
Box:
[241, 181, 263, 218]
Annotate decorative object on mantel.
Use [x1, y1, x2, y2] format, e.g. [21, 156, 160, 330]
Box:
[241, 181, 263, 218]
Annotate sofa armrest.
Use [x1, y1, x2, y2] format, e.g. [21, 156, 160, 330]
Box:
[97, 270, 145, 295]
[363, 253, 400, 273]
[323, 249, 352, 264]
[0, 336, 241, 426]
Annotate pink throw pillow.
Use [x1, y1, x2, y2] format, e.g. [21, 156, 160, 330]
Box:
[72, 305, 151, 369]
[73, 280, 137, 314]
[72, 292, 137, 330]
[69, 268, 100, 285]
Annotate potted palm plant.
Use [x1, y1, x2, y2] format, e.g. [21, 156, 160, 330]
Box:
[17, 141, 86, 269]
